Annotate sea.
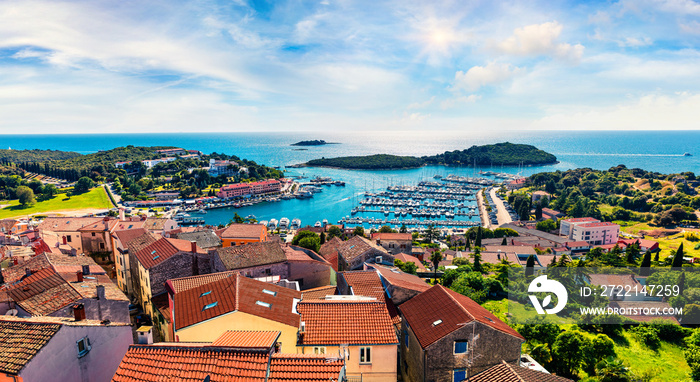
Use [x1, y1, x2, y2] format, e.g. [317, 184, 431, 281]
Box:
[2, 130, 699, 228]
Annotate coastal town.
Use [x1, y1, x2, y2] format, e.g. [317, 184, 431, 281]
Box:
[2, 143, 700, 382]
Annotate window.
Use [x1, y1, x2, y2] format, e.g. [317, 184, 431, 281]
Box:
[256, 301, 272, 308]
[453, 368, 466, 382]
[265, 268, 272, 275]
[375, 256, 382, 263]
[313, 347, 326, 354]
[404, 332, 409, 349]
[262, 289, 277, 296]
[454, 340, 468, 354]
[203, 302, 218, 310]
[91, 232, 96, 237]
[67, 236, 72, 242]
[77, 337, 91, 357]
[99, 243, 105, 250]
[360, 347, 372, 364]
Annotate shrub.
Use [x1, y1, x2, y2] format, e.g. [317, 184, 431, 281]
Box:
[630, 325, 661, 351]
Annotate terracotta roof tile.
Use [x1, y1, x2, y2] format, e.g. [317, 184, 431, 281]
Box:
[37, 217, 102, 233]
[174, 230, 222, 249]
[369, 264, 431, 293]
[301, 286, 337, 300]
[113, 228, 149, 248]
[339, 271, 401, 326]
[337, 236, 387, 262]
[297, 300, 398, 345]
[112, 344, 270, 382]
[134, 237, 200, 269]
[219, 224, 267, 240]
[268, 353, 345, 382]
[370, 233, 412, 241]
[143, 218, 170, 231]
[0, 319, 61, 375]
[7, 269, 83, 316]
[400, 285, 523, 349]
[125, 231, 159, 256]
[1, 253, 51, 285]
[394, 253, 427, 271]
[168, 271, 237, 294]
[77, 219, 119, 232]
[113, 220, 147, 232]
[212, 330, 280, 348]
[174, 274, 301, 331]
[215, 242, 287, 271]
[468, 361, 573, 382]
[319, 237, 343, 260]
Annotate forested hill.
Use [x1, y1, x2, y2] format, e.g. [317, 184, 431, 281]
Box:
[300, 142, 557, 170]
[422, 142, 557, 166]
[0, 149, 82, 163]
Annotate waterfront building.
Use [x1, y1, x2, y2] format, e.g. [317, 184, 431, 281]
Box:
[399, 285, 524, 382]
[216, 179, 282, 198]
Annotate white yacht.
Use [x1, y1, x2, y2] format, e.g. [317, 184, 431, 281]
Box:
[279, 217, 290, 230]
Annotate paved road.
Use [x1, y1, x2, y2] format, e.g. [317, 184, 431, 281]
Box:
[476, 189, 491, 229]
[489, 188, 513, 227]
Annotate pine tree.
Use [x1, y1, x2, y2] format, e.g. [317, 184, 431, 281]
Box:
[525, 255, 535, 277]
[550, 256, 557, 267]
[672, 242, 685, 268]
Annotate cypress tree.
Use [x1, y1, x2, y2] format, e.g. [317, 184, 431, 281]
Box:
[525, 255, 535, 277]
[639, 251, 652, 276]
[678, 271, 686, 296]
[320, 232, 326, 245]
[501, 237, 507, 245]
[466, 234, 471, 250]
[549, 256, 557, 267]
[475, 226, 482, 248]
[672, 242, 685, 268]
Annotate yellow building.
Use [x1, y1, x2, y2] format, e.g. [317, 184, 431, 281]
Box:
[297, 298, 399, 382]
[170, 273, 302, 353]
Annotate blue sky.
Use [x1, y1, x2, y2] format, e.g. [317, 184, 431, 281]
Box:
[2, 0, 700, 133]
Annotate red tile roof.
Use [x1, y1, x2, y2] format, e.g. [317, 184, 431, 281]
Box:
[7, 269, 82, 316]
[301, 285, 337, 300]
[0, 319, 61, 375]
[394, 253, 427, 271]
[370, 233, 412, 241]
[1, 253, 51, 285]
[37, 217, 102, 232]
[215, 242, 287, 270]
[143, 218, 172, 231]
[212, 331, 280, 349]
[268, 354, 344, 382]
[134, 237, 200, 269]
[167, 271, 237, 294]
[219, 224, 267, 239]
[340, 271, 401, 326]
[77, 219, 119, 232]
[112, 344, 270, 382]
[561, 217, 599, 223]
[337, 235, 387, 262]
[566, 241, 590, 247]
[113, 228, 149, 248]
[297, 300, 398, 345]
[579, 222, 619, 228]
[400, 285, 523, 349]
[468, 361, 573, 382]
[369, 264, 431, 293]
[173, 274, 301, 331]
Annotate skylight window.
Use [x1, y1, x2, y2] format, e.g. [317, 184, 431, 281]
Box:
[203, 302, 218, 310]
[432, 319, 443, 326]
[151, 250, 157, 255]
[262, 289, 276, 296]
[256, 301, 272, 308]
[484, 316, 494, 323]
[200, 291, 212, 297]
[153, 255, 160, 260]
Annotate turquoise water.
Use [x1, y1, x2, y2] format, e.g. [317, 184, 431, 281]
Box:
[2, 130, 699, 226]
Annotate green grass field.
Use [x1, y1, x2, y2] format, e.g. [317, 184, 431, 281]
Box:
[614, 331, 691, 382]
[0, 187, 113, 219]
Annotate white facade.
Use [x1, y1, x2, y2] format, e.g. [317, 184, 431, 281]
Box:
[571, 222, 620, 246]
[560, 217, 600, 238]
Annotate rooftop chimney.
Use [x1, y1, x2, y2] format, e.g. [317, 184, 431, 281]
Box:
[76, 271, 84, 282]
[119, 208, 125, 221]
[82, 265, 90, 275]
[62, 236, 67, 245]
[13, 258, 18, 265]
[96, 285, 105, 300]
[190, 241, 197, 253]
[73, 303, 86, 321]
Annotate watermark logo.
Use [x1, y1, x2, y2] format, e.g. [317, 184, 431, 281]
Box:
[528, 275, 568, 315]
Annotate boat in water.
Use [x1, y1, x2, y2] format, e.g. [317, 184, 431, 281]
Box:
[268, 219, 278, 229]
[314, 221, 322, 228]
[685, 152, 693, 156]
[322, 219, 328, 227]
[279, 217, 290, 230]
[291, 218, 301, 229]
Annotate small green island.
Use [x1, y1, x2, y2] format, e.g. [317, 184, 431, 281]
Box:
[291, 140, 339, 146]
[296, 142, 557, 170]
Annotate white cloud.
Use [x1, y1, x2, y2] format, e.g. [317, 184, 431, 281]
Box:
[453, 62, 522, 92]
[533, 92, 700, 130]
[618, 37, 653, 47]
[622, 0, 700, 16]
[407, 96, 435, 110]
[588, 11, 611, 24]
[495, 21, 584, 62]
[681, 20, 700, 34]
[440, 95, 480, 109]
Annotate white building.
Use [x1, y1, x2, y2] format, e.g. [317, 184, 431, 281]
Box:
[560, 217, 600, 238]
[571, 222, 620, 246]
[142, 157, 177, 169]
